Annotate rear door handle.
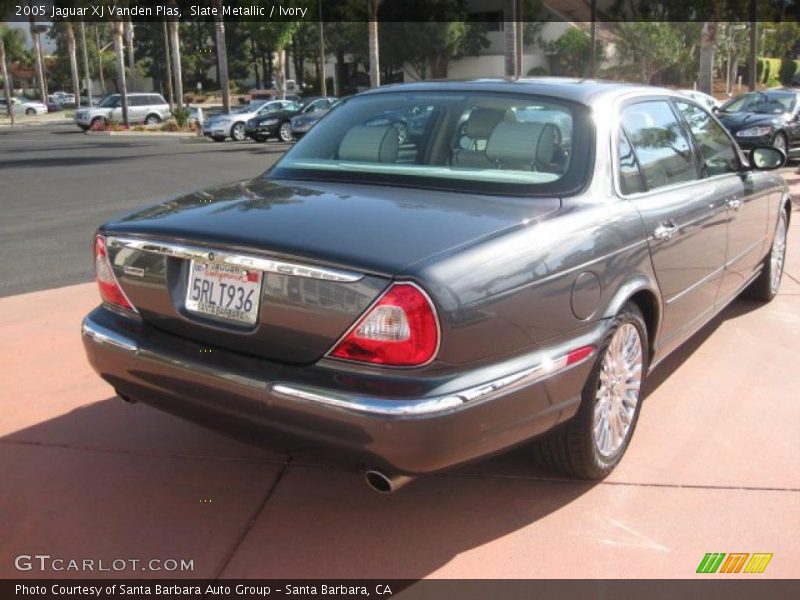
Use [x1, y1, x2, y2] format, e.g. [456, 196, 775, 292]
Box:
[653, 221, 679, 241]
[726, 198, 743, 210]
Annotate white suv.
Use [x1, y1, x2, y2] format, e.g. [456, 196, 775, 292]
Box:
[74, 93, 170, 130]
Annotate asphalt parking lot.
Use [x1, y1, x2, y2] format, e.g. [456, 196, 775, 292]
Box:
[0, 124, 288, 297]
[0, 125, 798, 579]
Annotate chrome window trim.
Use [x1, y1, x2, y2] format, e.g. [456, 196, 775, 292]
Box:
[106, 236, 364, 283]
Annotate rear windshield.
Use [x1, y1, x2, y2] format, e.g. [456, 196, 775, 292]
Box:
[721, 92, 797, 114]
[270, 91, 592, 195]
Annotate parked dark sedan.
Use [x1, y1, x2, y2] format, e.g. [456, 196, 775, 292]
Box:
[290, 98, 342, 140]
[716, 89, 800, 158]
[246, 97, 337, 142]
[82, 79, 791, 493]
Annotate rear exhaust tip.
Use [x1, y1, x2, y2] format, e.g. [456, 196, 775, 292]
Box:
[364, 469, 415, 494]
[115, 390, 137, 404]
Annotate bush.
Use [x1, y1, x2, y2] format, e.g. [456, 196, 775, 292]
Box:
[527, 66, 549, 77]
[172, 107, 191, 128]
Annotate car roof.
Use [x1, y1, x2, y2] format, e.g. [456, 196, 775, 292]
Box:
[358, 77, 680, 107]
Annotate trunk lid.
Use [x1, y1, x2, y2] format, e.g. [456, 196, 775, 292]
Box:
[102, 178, 559, 364]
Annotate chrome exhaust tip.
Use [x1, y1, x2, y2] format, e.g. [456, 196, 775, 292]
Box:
[364, 469, 415, 494]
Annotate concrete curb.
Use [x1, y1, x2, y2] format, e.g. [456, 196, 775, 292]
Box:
[0, 118, 73, 129]
[85, 130, 201, 138]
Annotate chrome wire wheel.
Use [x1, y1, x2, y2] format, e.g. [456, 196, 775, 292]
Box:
[593, 323, 643, 457]
[770, 211, 788, 294]
[231, 122, 246, 141]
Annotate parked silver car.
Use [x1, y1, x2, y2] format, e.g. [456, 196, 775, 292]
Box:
[202, 100, 298, 142]
[0, 96, 48, 116]
[74, 93, 170, 130]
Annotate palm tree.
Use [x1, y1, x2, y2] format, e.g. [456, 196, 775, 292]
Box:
[162, 20, 174, 111]
[111, 19, 129, 126]
[124, 19, 136, 92]
[367, 0, 380, 88]
[168, 1, 183, 111]
[503, 0, 519, 78]
[1, 32, 15, 125]
[79, 21, 92, 106]
[29, 12, 48, 101]
[213, 0, 230, 114]
[65, 22, 81, 107]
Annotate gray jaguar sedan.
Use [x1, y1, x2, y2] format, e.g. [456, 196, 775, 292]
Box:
[82, 79, 791, 493]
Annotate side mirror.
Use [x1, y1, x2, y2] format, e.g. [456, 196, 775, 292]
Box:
[712, 106, 720, 114]
[749, 146, 786, 170]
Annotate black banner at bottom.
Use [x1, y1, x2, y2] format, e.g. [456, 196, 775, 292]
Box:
[3, 579, 800, 600]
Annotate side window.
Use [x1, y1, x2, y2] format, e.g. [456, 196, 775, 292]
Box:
[130, 96, 144, 107]
[618, 128, 644, 195]
[621, 101, 699, 191]
[675, 101, 739, 176]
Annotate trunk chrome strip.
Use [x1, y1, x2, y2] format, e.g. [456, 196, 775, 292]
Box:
[107, 236, 364, 283]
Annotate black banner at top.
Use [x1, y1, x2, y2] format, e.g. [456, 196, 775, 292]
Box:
[0, 0, 798, 23]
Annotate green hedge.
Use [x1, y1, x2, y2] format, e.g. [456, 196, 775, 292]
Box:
[756, 57, 800, 86]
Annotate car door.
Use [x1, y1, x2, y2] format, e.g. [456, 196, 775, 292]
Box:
[674, 99, 770, 303]
[618, 99, 728, 350]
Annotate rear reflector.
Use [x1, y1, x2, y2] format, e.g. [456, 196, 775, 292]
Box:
[329, 283, 439, 367]
[94, 235, 135, 312]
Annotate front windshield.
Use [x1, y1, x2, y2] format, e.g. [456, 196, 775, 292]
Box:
[271, 91, 591, 195]
[721, 92, 796, 114]
[97, 95, 119, 108]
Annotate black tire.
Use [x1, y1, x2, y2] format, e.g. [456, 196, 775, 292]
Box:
[531, 303, 649, 479]
[90, 117, 105, 131]
[744, 207, 789, 302]
[26, 108, 35, 116]
[144, 113, 161, 125]
[78, 125, 89, 132]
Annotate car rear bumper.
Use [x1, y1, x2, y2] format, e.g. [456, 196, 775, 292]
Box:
[82, 306, 601, 474]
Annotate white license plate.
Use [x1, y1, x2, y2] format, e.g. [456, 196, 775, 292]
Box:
[185, 261, 262, 325]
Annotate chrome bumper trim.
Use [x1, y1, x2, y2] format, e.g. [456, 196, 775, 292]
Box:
[106, 236, 363, 283]
[81, 318, 139, 354]
[272, 348, 594, 417]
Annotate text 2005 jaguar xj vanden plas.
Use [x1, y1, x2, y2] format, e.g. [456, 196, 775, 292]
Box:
[83, 79, 791, 493]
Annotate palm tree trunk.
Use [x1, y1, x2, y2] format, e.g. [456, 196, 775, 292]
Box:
[168, 10, 184, 110]
[503, 0, 519, 78]
[213, 0, 230, 114]
[275, 49, 286, 99]
[1, 36, 15, 125]
[29, 16, 47, 101]
[79, 21, 92, 106]
[698, 21, 716, 95]
[367, 0, 380, 88]
[112, 20, 129, 126]
[124, 20, 135, 92]
[162, 20, 174, 111]
[65, 23, 81, 106]
[95, 25, 106, 95]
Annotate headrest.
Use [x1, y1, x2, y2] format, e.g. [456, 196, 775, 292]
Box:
[485, 121, 556, 166]
[338, 125, 399, 163]
[464, 108, 506, 138]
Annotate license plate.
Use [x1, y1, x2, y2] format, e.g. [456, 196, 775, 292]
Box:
[185, 261, 262, 325]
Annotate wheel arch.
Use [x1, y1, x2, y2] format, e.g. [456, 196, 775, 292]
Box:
[602, 276, 662, 363]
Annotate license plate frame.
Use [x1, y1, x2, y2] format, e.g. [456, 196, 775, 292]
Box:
[185, 261, 263, 325]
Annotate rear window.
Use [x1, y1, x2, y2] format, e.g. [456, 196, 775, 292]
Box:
[270, 91, 592, 195]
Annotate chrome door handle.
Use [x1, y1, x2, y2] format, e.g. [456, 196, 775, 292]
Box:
[653, 222, 679, 241]
[726, 198, 743, 210]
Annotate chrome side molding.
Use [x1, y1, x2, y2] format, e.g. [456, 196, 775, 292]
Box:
[272, 347, 594, 417]
[106, 236, 363, 283]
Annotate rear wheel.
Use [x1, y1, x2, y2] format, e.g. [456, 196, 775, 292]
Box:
[144, 113, 161, 125]
[230, 122, 246, 141]
[89, 117, 105, 131]
[26, 108, 35, 116]
[745, 207, 788, 302]
[532, 303, 648, 479]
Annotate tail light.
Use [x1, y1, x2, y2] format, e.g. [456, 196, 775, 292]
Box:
[94, 235, 135, 312]
[329, 283, 439, 367]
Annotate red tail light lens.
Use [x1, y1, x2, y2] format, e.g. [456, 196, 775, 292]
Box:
[94, 235, 135, 312]
[329, 283, 439, 367]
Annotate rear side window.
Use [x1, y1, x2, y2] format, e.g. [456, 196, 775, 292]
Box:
[621, 100, 699, 192]
[618, 128, 644, 195]
[675, 101, 739, 176]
